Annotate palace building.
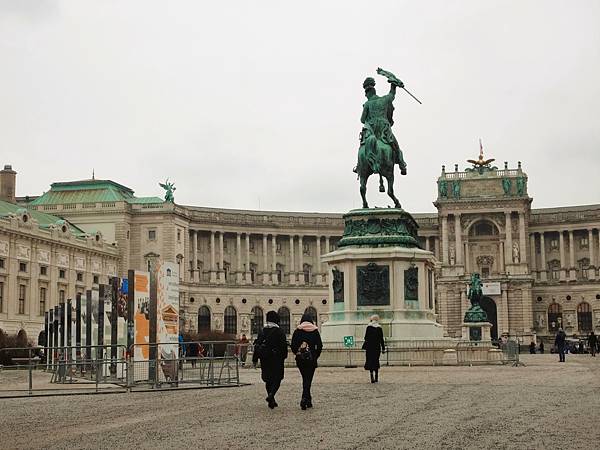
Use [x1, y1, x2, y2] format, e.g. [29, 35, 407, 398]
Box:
[1, 157, 599, 344]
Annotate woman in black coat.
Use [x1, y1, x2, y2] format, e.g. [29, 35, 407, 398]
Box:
[291, 312, 323, 410]
[363, 314, 385, 383]
[252, 310, 288, 409]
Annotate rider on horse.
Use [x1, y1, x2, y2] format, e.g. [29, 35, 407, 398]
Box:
[354, 74, 407, 176]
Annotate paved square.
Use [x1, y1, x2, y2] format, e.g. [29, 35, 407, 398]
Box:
[2, 354, 599, 449]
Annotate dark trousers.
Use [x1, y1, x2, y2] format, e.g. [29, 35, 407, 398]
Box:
[265, 378, 281, 398]
[558, 347, 565, 362]
[298, 365, 316, 401]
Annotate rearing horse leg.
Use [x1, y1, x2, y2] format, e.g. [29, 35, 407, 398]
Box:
[386, 173, 401, 209]
[379, 175, 385, 192]
[360, 173, 369, 209]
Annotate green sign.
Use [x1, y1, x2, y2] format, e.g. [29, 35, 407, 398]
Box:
[343, 336, 354, 348]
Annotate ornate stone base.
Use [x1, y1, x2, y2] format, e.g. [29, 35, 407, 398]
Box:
[321, 209, 444, 344]
[461, 321, 493, 342]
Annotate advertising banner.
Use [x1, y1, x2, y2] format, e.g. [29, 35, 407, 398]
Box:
[133, 271, 151, 362]
[48, 309, 54, 365]
[75, 293, 82, 365]
[116, 278, 127, 353]
[90, 290, 100, 359]
[156, 261, 179, 365]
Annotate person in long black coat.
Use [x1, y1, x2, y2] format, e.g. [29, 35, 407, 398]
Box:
[555, 328, 567, 362]
[291, 312, 323, 410]
[363, 315, 385, 383]
[252, 310, 288, 409]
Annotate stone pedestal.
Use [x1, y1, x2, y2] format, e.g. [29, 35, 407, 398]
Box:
[320, 208, 444, 344]
[461, 321, 492, 342]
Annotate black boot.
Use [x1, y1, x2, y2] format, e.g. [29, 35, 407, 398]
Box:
[300, 398, 307, 410]
[374, 370, 379, 383]
[370, 371, 375, 383]
[266, 393, 276, 409]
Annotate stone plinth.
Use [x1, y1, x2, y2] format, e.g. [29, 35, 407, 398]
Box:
[461, 321, 493, 342]
[320, 208, 444, 344]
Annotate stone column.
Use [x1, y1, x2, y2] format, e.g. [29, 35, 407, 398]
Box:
[219, 232, 224, 284]
[192, 230, 198, 282]
[540, 232, 547, 281]
[245, 234, 251, 283]
[236, 232, 243, 284]
[460, 290, 468, 325]
[324, 236, 330, 283]
[464, 241, 469, 273]
[262, 234, 269, 284]
[209, 231, 216, 283]
[500, 287, 509, 334]
[504, 212, 513, 266]
[424, 236, 430, 252]
[289, 235, 296, 285]
[271, 234, 277, 285]
[298, 235, 304, 284]
[499, 242, 505, 273]
[519, 212, 527, 264]
[589, 229, 596, 281]
[454, 214, 462, 266]
[441, 215, 449, 264]
[568, 230, 576, 280]
[529, 233, 536, 274]
[316, 236, 323, 285]
[559, 231, 566, 281]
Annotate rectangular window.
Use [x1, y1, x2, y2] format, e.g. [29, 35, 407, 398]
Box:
[93, 275, 99, 284]
[0, 281, 3, 313]
[59, 289, 65, 304]
[550, 239, 558, 250]
[177, 229, 181, 242]
[18, 284, 26, 314]
[481, 267, 490, 278]
[76, 272, 83, 282]
[19, 262, 27, 272]
[39, 287, 46, 316]
[59, 269, 65, 279]
[40, 266, 47, 276]
[0, 258, 4, 269]
[580, 237, 589, 249]
[551, 269, 560, 280]
[148, 230, 156, 240]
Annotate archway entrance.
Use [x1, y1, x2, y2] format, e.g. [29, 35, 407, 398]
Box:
[479, 296, 498, 340]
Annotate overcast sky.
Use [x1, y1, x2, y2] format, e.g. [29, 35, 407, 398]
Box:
[1, 0, 599, 213]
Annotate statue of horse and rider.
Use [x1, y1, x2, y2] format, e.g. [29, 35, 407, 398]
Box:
[354, 68, 412, 209]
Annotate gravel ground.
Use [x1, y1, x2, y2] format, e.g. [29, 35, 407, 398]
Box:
[1, 353, 599, 450]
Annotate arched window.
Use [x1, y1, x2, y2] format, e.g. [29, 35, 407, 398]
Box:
[224, 306, 237, 335]
[304, 306, 318, 325]
[251, 306, 264, 335]
[278, 306, 290, 335]
[198, 305, 211, 332]
[547, 303, 563, 332]
[577, 302, 592, 332]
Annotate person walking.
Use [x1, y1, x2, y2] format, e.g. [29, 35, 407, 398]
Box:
[538, 341, 544, 354]
[555, 328, 567, 362]
[588, 331, 597, 357]
[188, 341, 200, 368]
[252, 311, 288, 409]
[291, 312, 323, 410]
[239, 334, 249, 366]
[529, 341, 536, 354]
[362, 315, 385, 383]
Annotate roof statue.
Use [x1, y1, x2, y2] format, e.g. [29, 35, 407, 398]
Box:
[353, 68, 421, 209]
[159, 179, 176, 203]
[466, 139, 498, 174]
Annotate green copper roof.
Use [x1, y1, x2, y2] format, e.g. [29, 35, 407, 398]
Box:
[30, 179, 136, 205]
[0, 199, 87, 236]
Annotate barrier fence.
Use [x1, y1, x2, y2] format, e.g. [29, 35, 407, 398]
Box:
[0, 341, 241, 398]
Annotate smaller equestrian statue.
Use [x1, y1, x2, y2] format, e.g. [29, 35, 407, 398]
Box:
[465, 273, 488, 323]
[354, 68, 420, 209]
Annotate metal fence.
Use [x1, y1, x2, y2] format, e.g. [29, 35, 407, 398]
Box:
[0, 341, 242, 398]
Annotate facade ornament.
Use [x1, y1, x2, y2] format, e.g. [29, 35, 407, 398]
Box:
[452, 180, 461, 199]
[502, 178, 512, 196]
[516, 177, 526, 196]
[476, 255, 494, 267]
[512, 242, 520, 263]
[465, 140, 497, 174]
[159, 179, 176, 203]
[449, 245, 456, 266]
[438, 179, 448, 198]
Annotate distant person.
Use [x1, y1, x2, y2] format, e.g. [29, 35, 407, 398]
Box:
[538, 341, 544, 354]
[587, 332, 597, 357]
[188, 341, 200, 368]
[578, 340, 585, 354]
[252, 311, 288, 409]
[291, 312, 323, 410]
[362, 315, 385, 383]
[238, 334, 249, 367]
[529, 341, 536, 354]
[555, 328, 567, 362]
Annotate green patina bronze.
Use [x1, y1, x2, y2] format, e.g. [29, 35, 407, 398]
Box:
[516, 177, 526, 196]
[357, 262, 390, 306]
[404, 267, 419, 301]
[464, 272, 488, 323]
[452, 180, 461, 199]
[354, 68, 410, 209]
[332, 268, 344, 303]
[502, 178, 512, 196]
[438, 179, 448, 198]
[159, 179, 176, 203]
[338, 208, 420, 248]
